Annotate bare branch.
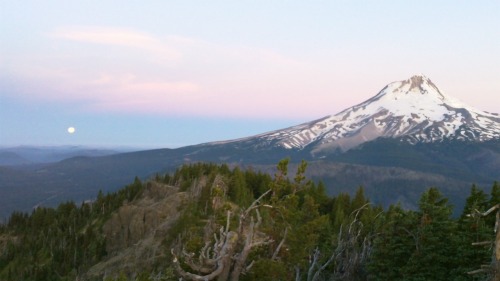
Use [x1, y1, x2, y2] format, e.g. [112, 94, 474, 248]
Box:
[172, 248, 225, 280]
[468, 204, 500, 218]
[250, 209, 260, 231]
[466, 203, 500, 279]
[226, 210, 231, 232]
[295, 266, 301, 281]
[272, 227, 288, 260]
[472, 241, 492, 246]
[172, 229, 239, 280]
[247, 189, 272, 212]
[172, 187, 283, 281]
[306, 208, 373, 281]
[467, 268, 490, 275]
[236, 189, 272, 235]
[307, 248, 320, 281]
[244, 260, 255, 272]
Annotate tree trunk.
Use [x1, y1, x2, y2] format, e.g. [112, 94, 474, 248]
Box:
[495, 211, 500, 281]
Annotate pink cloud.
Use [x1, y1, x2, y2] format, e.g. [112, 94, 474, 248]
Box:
[49, 26, 181, 60]
[7, 26, 380, 119]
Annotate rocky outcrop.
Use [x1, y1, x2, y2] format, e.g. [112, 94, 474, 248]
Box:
[85, 182, 188, 279]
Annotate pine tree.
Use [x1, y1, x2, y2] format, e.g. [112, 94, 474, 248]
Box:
[402, 187, 459, 281]
[330, 193, 351, 231]
[368, 204, 417, 280]
[489, 181, 500, 206]
[229, 167, 252, 207]
[454, 185, 491, 279]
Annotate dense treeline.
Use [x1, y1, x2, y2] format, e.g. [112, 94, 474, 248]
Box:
[369, 183, 499, 280]
[0, 160, 498, 280]
[0, 177, 144, 280]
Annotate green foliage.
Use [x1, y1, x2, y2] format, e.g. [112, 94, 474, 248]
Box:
[242, 259, 289, 281]
[0, 178, 145, 280]
[489, 181, 500, 206]
[402, 188, 459, 280]
[0, 160, 498, 280]
[453, 185, 491, 280]
[369, 204, 417, 280]
[244, 168, 272, 198]
[270, 158, 292, 200]
[370, 183, 500, 281]
[228, 167, 253, 207]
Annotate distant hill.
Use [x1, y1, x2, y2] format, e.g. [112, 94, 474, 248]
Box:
[0, 146, 128, 165]
[0, 151, 31, 166]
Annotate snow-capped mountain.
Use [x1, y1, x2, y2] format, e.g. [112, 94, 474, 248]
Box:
[3, 75, 498, 218]
[230, 75, 500, 154]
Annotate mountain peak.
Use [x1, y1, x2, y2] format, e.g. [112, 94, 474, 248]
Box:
[244, 75, 500, 153]
[408, 73, 429, 82]
[392, 74, 443, 98]
[407, 74, 430, 89]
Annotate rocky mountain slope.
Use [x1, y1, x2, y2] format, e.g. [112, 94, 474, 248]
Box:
[85, 182, 187, 279]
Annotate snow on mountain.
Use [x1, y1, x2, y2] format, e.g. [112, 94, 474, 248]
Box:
[231, 75, 500, 153]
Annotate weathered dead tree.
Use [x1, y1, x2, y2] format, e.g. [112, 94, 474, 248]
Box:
[210, 175, 228, 211]
[171, 189, 280, 281]
[298, 204, 371, 281]
[467, 204, 500, 280]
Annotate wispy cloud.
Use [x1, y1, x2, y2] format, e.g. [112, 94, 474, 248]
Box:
[50, 26, 181, 60]
[87, 74, 202, 114]
[4, 26, 333, 118]
[12, 71, 202, 115]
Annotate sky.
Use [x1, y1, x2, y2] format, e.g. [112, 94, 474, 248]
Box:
[1, 1, 499, 149]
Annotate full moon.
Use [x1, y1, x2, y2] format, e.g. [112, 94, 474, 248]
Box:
[67, 127, 76, 134]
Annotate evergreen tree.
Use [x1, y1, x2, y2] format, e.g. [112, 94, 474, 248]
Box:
[489, 181, 500, 206]
[368, 204, 417, 280]
[454, 185, 491, 280]
[228, 167, 252, 207]
[330, 193, 351, 231]
[402, 187, 459, 281]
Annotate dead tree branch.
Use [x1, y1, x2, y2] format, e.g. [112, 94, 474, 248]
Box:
[467, 204, 500, 279]
[300, 204, 371, 281]
[272, 227, 288, 260]
[172, 189, 276, 281]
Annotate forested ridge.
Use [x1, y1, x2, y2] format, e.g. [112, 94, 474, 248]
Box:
[0, 160, 499, 280]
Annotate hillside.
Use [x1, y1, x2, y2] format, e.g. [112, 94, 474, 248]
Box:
[1, 139, 498, 218]
[1, 163, 499, 280]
